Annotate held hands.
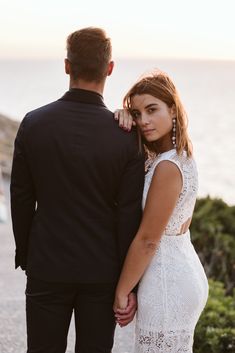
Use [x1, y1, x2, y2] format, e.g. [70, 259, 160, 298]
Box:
[113, 292, 137, 327]
[114, 109, 136, 131]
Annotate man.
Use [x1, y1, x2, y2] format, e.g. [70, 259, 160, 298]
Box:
[11, 27, 145, 353]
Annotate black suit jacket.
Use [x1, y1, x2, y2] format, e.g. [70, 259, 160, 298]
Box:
[10, 88, 145, 283]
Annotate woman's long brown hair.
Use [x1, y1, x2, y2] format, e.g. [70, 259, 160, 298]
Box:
[123, 70, 193, 157]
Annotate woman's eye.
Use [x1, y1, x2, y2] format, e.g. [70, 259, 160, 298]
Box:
[148, 108, 155, 113]
[132, 111, 140, 119]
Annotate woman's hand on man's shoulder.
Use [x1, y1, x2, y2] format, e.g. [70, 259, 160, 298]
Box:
[114, 109, 136, 132]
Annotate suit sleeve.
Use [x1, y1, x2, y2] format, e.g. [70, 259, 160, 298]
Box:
[116, 136, 145, 271]
[10, 116, 36, 270]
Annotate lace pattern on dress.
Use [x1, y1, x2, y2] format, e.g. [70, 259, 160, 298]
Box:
[143, 149, 198, 235]
[135, 328, 194, 353]
[134, 149, 208, 353]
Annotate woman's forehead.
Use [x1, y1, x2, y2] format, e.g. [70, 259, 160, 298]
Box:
[131, 94, 162, 108]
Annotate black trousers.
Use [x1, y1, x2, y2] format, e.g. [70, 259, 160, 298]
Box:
[25, 277, 117, 353]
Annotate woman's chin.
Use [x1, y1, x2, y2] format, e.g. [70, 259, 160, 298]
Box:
[145, 136, 158, 142]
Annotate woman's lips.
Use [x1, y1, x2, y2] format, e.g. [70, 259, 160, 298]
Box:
[142, 129, 155, 135]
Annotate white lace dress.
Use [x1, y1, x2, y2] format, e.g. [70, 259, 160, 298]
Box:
[134, 149, 209, 353]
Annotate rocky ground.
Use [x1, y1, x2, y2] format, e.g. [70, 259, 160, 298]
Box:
[0, 177, 135, 353]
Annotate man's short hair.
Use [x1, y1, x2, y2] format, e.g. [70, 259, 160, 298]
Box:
[66, 27, 112, 83]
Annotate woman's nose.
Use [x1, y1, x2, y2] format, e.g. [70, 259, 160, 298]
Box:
[141, 114, 150, 125]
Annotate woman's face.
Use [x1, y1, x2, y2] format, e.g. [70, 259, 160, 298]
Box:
[131, 94, 175, 143]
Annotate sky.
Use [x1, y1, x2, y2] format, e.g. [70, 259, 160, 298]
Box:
[0, 0, 235, 60]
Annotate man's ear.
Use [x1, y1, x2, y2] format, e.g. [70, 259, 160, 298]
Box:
[65, 58, 70, 75]
[107, 61, 114, 76]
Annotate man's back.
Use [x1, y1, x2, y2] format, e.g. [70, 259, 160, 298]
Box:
[11, 88, 145, 282]
[11, 27, 141, 353]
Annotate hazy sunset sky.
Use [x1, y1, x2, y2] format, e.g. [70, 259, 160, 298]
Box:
[0, 0, 235, 60]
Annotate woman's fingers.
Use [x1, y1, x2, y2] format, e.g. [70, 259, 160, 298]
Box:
[114, 109, 120, 120]
[127, 115, 134, 130]
[124, 111, 133, 131]
[114, 109, 135, 131]
[119, 111, 125, 128]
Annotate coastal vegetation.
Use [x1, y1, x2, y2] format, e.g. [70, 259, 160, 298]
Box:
[192, 197, 235, 352]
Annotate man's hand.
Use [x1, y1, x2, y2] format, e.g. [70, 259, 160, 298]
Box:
[114, 292, 137, 327]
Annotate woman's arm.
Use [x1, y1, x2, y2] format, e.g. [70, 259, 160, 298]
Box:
[113, 160, 183, 312]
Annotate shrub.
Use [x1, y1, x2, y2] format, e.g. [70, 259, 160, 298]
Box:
[194, 279, 235, 353]
[191, 197, 235, 294]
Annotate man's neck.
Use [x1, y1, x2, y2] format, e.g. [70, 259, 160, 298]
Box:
[69, 79, 105, 96]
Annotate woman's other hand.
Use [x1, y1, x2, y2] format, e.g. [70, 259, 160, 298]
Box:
[114, 109, 136, 131]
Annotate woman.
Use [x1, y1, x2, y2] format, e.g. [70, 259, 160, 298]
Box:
[113, 71, 208, 352]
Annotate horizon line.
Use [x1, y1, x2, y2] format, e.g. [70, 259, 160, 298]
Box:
[0, 56, 235, 63]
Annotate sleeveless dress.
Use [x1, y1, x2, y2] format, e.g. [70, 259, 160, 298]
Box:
[134, 149, 209, 353]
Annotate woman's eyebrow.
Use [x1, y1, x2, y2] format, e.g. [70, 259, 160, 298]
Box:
[145, 103, 158, 109]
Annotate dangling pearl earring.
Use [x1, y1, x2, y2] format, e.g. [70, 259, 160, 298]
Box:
[172, 118, 177, 148]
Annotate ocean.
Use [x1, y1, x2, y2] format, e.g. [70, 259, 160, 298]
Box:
[0, 58, 235, 204]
